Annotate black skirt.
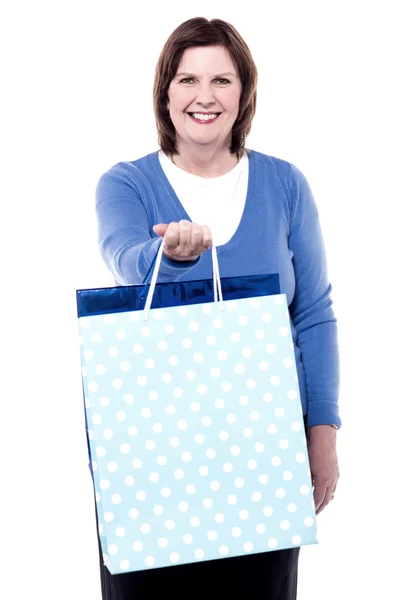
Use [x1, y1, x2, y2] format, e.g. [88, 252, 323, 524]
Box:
[94, 415, 309, 600]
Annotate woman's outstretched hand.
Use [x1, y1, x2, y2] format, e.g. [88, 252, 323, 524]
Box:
[153, 219, 213, 262]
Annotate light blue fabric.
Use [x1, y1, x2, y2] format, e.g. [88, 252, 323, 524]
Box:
[79, 293, 318, 575]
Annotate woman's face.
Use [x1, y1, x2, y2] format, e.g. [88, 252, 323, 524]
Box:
[167, 45, 242, 152]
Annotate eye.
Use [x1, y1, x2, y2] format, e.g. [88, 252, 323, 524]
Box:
[179, 77, 194, 84]
[214, 78, 230, 84]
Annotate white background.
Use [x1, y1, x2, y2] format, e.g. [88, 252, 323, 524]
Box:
[2, 1, 399, 598]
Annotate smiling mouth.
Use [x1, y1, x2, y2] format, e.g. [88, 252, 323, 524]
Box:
[187, 112, 221, 122]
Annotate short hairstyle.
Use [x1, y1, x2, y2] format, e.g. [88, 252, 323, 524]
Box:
[153, 17, 258, 156]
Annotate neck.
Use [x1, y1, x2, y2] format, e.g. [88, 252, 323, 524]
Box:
[170, 144, 241, 178]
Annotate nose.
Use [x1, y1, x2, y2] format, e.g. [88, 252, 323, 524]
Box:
[195, 80, 216, 108]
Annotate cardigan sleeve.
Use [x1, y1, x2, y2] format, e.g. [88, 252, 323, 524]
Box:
[288, 164, 341, 428]
[95, 164, 200, 285]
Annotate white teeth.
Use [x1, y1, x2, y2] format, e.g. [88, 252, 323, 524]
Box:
[191, 113, 219, 121]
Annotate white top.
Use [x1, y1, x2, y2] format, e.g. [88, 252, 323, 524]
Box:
[158, 149, 249, 247]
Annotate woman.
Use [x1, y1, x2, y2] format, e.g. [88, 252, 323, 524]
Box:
[95, 16, 341, 600]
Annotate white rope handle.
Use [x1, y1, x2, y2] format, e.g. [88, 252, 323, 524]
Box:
[143, 241, 224, 321]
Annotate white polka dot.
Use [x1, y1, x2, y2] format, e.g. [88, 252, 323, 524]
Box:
[95, 492, 101, 503]
[104, 512, 114, 522]
[266, 344, 276, 354]
[95, 365, 106, 375]
[261, 312, 272, 322]
[165, 324, 176, 334]
[234, 363, 245, 374]
[143, 359, 155, 370]
[177, 419, 188, 431]
[288, 389, 297, 399]
[238, 316, 248, 326]
[181, 452, 192, 463]
[136, 491, 147, 502]
[288, 503, 297, 513]
[165, 405, 176, 416]
[102, 314, 115, 325]
[258, 361, 269, 372]
[232, 526, 242, 538]
[88, 382, 98, 393]
[279, 326, 289, 336]
[274, 407, 285, 418]
[235, 477, 245, 489]
[222, 382, 232, 392]
[100, 479, 110, 490]
[243, 428, 253, 438]
[154, 505, 164, 516]
[279, 439, 289, 449]
[283, 358, 293, 368]
[182, 338, 192, 349]
[280, 520, 291, 531]
[111, 495, 122, 505]
[107, 461, 118, 472]
[254, 442, 264, 453]
[227, 494, 238, 505]
[92, 461, 97, 472]
[92, 414, 102, 425]
[197, 384, 208, 395]
[252, 492, 262, 502]
[157, 455, 167, 466]
[194, 433, 204, 444]
[263, 506, 273, 517]
[129, 509, 139, 519]
[230, 332, 241, 343]
[139, 523, 151, 535]
[213, 318, 224, 329]
[165, 519, 175, 530]
[250, 298, 261, 308]
[125, 475, 135, 486]
[217, 350, 228, 360]
[99, 396, 110, 407]
[202, 416, 212, 427]
[120, 559, 130, 570]
[183, 534, 193, 545]
[193, 353, 203, 363]
[153, 309, 165, 320]
[170, 437, 181, 448]
[124, 393, 134, 404]
[84, 349, 94, 360]
[246, 379, 257, 389]
[292, 421, 302, 432]
[137, 376, 147, 387]
[108, 544, 118, 555]
[255, 330, 265, 340]
[158, 341, 168, 351]
[276, 488, 286, 499]
[141, 327, 151, 338]
[108, 346, 119, 357]
[133, 344, 144, 355]
[244, 542, 254, 552]
[189, 321, 199, 332]
[141, 408, 151, 420]
[210, 481, 220, 492]
[186, 484, 196, 495]
[263, 393, 273, 403]
[215, 512, 225, 524]
[162, 373, 172, 384]
[275, 295, 285, 305]
[219, 545, 229, 556]
[207, 531, 218, 541]
[133, 541, 143, 552]
[304, 517, 314, 527]
[169, 355, 180, 367]
[210, 367, 221, 377]
[292, 534, 302, 545]
[190, 516, 201, 527]
[206, 448, 217, 459]
[225, 413, 236, 426]
[223, 462, 233, 473]
[250, 410, 260, 421]
[270, 375, 280, 386]
[186, 369, 197, 381]
[199, 466, 208, 476]
[178, 501, 189, 512]
[247, 460, 258, 470]
[230, 445, 240, 456]
[239, 396, 249, 407]
[256, 524, 266, 534]
[268, 538, 278, 549]
[120, 362, 131, 373]
[241, 347, 252, 359]
[174, 469, 185, 480]
[259, 474, 269, 485]
[202, 498, 213, 509]
[283, 471, 293, 481]
[194, 548, 204, 559]
[267, 424, 277, 435]
[115, 527, 126, 538]
[190, 402, 201, 415]
[96, 446, 106, 457]
[300, 485, 311, 495]
[157, 537, 168, 549]
[214, 398, 225, 409]
[128, 426, 138, 437]
[132, 458, 143, 469]
[206, 335, 216, 346]
[153, 423, 163, 434]
[149, 472, 160, 483]
[271, 456, 282, 467]
[219, 430, 229, 442]
[296, 453, 306, 463]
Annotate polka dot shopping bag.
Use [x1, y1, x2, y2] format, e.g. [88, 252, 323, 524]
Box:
[77, 242, 318, 575]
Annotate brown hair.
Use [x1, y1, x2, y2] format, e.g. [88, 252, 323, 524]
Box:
[153, 17, 258, 156]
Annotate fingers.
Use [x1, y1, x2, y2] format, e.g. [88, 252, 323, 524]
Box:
[313, 480, 338, 515]
[153, 220, 213, 261]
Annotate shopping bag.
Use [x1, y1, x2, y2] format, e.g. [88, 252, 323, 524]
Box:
[77, 242, 318, 575]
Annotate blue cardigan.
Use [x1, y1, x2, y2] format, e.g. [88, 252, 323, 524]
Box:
[95, 149, 341, 429]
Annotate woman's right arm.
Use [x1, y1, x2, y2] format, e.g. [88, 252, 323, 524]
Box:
[95, 165, 211, 285]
